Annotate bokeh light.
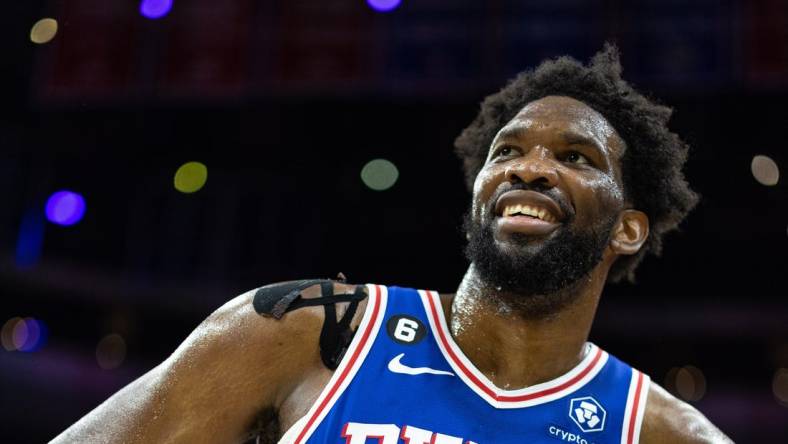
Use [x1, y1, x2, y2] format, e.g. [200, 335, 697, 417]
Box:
[140, 0, 173, 19]
[666, 365, 706, 402]
[15, 209, 45, 267]
[96, 333, 127, 370]
[774, 368, 788, 406]
[22, 318, 46, 352]
[16, 318, 38, 352]
[366, 0, 402, 13]
[361, 159, 399, 191]
[174, 161, 208, 193]
[12, 320, 30, 350]
[751, 155, 779, 186]
[30, 18, 58, 44]
[1, 317, 22, 351]
[1, 317, 47, 352]
[45, 191, 86, 226]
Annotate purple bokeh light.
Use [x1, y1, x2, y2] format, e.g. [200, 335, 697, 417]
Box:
[45, 191, 86, 226]
[366, 0, 401, 13]
[17, 319, 37, 352]
[140, 0, 173, 19]
[17, 318, 47, 352]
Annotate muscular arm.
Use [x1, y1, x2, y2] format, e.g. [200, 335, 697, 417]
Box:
[640, 383, 734, 444]
[52, 283, 364, 444]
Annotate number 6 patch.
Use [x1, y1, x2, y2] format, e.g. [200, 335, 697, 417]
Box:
[386, 315, 426, 345]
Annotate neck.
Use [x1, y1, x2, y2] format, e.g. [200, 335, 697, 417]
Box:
[450, 263, 607, 390]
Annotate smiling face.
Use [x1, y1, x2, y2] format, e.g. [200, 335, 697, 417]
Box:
[464, 95, 631, 308]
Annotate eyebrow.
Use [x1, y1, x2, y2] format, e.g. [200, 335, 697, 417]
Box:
[495, 125, 528, 142]
[559, 131, 605, 153]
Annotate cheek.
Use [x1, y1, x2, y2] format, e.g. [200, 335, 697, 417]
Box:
[595, 174, 624, 205]
[471, 166, 498, 220]
[573, 174, 624, 221]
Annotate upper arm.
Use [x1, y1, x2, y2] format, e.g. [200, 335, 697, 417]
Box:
[160, 281, 368, 441]
[160, 288, 324, 438]
[639, 383, 734, 444]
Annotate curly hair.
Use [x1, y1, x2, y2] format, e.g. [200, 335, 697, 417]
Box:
[454, 43, 699, 283]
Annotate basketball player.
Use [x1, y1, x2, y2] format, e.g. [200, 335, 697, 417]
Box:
[52, 45, 732, 443]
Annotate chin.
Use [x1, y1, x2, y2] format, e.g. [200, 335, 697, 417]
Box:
[493, 238, 543, 260]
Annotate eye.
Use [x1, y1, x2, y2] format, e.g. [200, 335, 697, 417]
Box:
[493, 145, 519, 158]
[564, 151, 590, 165]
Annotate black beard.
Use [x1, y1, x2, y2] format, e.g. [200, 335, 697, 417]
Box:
[462, 207, 614, 319]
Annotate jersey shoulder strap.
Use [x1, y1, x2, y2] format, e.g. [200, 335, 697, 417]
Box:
[252, 279, 368, 370]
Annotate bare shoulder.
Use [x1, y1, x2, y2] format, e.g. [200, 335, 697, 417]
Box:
[640, 382, 734, 444]
[157, 283, 366, 442]
[172, 281, 369, 406]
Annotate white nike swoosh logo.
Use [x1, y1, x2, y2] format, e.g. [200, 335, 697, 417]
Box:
[387, 353, 454, 376]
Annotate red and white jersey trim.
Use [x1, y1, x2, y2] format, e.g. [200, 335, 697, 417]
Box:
[419, 289, 609, 409]
[621, 369, 650, 444]
[289, 284, 388, 444]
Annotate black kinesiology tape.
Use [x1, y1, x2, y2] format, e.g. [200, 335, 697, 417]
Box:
[253, 279, 367, 369]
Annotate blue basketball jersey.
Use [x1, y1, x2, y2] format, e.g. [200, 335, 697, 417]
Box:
[282, 285, 650, 444]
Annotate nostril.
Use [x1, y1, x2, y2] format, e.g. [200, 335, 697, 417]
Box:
[505, 162, 558, 190]
[529, 176, 553, 190]
[508, 173, 524, 184]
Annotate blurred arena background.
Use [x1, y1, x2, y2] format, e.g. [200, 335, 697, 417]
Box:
[1, 0, 786, 442]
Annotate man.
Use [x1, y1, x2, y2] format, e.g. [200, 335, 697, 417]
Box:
[53, 45, 731, 443]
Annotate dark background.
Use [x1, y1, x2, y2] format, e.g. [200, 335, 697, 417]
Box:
[1, 0, 787, 442]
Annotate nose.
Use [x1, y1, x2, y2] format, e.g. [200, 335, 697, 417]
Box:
[504, 146, 559, 189]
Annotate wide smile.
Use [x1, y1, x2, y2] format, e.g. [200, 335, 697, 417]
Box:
[493, 190, 566, 236]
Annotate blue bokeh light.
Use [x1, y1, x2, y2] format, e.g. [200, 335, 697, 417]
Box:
[140, 0, 173, 19]
[18, 318, 48, 352]
[45, 191, 86, 226]
[15, 209, 45, 267]
[366, 0, 401, 13]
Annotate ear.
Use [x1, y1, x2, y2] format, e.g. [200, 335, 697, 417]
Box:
[610, 210, 649, 255]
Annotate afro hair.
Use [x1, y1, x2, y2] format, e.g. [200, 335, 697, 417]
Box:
[454, 43, 699, 283]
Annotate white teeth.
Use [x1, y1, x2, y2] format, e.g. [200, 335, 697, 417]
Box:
[502, 204, 555, 222]
[503, 205, 520, 217]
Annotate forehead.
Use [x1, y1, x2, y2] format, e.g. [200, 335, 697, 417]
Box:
[496, 95, 625, 157]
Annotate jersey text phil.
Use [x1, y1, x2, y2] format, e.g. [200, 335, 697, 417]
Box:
[342, 422, 479, 444]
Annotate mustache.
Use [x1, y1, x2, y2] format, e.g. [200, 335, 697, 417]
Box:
[487, 182, 574, 221]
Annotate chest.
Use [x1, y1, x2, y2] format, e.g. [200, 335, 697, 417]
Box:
[265, 285, 647, 444]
